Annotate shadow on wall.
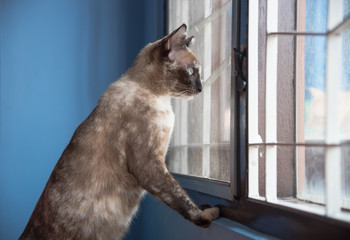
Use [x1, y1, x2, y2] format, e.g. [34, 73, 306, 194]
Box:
[0, 0, 164, 239]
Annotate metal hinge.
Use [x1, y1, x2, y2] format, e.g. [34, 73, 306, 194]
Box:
[233, 47, 247, 91]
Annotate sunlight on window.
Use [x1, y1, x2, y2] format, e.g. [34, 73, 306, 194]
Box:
[167, 0, 232, 182]
[249, 0, 350, 222]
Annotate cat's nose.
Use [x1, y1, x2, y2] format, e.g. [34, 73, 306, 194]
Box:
[197, 84, 202, 92]
[196, 80, 202, 92]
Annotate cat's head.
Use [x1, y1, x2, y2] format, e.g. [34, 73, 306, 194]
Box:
[160, 24, 202, 98]
[129, 24, 202, 99]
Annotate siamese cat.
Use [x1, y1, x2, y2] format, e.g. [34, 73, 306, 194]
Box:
[20, 24, 219, 240]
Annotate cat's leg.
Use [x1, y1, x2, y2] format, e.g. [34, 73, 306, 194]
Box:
[127, 153, 219, 227]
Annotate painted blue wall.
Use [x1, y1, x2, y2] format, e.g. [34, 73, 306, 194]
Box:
[0, 1, 266, 239]
[0, 0, 164, 239]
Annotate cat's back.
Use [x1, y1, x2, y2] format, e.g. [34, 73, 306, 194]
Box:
[19, 79, 152, 240]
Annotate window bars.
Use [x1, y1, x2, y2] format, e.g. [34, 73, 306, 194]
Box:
[168, 0, 232, 183]
[248, 0, 350, 222]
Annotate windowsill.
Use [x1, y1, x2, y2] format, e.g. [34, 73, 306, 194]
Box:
[129, 193, 279, 240]
[211, 218, 279, 240]
[173, 173, 234, 200]
[248, 196, 350, 223]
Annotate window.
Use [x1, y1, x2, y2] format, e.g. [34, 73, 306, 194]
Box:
[166, 0, 234, 199]
[167, 0, 350, 238]
[249, 0, 350, 222]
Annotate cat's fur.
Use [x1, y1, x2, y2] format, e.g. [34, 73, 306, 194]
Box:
[19, 24, 219, 240]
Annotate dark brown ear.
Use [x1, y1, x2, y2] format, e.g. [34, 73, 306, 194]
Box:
[184, 36, 194, 47]
[164, 23, 187, 51]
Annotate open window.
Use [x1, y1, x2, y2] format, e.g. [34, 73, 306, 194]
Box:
[166, 0, 234, 200]
[166, 0, 350, 238]
[248, 0, 350, 222]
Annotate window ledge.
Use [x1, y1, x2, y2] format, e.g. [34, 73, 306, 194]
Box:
[211, 218, 279, 240]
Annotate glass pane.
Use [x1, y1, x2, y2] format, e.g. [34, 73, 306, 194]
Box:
[188, 97, 204, 144]
[345, 0, 350, 19]
[168, 64, 231, 181]
[341, 25, 350, 210]
[285, 33, 327, 202]
[210, 62, 231, 144]
[296, 35, 327, 142]
[297, 146, 326, 204]
[211, 2, 232, 71]
[255, 37, 326, 154]
[167, 0, 232, 182]
[342, 144, 350, 210]
[340, 29, 350, 141]
[249, 0, 350, 222]
[276, 0, 329, 33]
[251, 145, 325, 202]
[276, 0, 348, 33]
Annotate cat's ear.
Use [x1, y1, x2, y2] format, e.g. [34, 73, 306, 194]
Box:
[163, 23, 187, 52]
[184, 36, 195, 47]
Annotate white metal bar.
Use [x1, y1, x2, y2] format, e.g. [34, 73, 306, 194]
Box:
[180, 100, 188, 174]
[202, 0, 212, 178]
[265, 0, 278, 202]
[203, 12, 212, 80]
[171, 99, 181, 173]
[179, 1, 189, 175]
[248, 0, 260, 198]
[202, 87, 211, 178]
[296, 0, 307, 201]
[266, 0, 278, 34]
[173, 100, 181, 147]
[204, 0, 212, 19]
[325, 0, 343, 218]
[180, 101, 188, 145]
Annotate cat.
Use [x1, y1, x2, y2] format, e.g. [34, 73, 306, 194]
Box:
[19, 24, 219, 240]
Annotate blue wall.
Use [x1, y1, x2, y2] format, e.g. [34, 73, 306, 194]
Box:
[0, 0, 164, 239]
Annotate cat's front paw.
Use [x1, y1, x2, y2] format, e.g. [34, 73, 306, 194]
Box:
[193, 207, 220, 228]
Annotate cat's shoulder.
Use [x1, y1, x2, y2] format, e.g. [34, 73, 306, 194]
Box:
[111, 79, 172, 109]
[117, 78, 175, 128]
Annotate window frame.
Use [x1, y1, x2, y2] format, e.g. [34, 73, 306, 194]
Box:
[166, 0, 350, 239]
[165, 0, 236, 201]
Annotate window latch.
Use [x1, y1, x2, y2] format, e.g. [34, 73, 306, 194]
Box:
[233, 47, 247, 91]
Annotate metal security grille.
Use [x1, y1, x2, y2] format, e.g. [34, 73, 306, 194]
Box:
[248, 0, 350, 222]
[167, 0, 232, 183]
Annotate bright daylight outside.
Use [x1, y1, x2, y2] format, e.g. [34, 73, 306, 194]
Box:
[248, 0, 350, 222]
[167, 0, 232, 182]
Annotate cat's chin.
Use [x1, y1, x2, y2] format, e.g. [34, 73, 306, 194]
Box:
[172, 95, 197, 101]
[183, 95, 195, 101]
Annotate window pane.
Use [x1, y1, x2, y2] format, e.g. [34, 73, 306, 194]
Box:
[253, 145, 326, 202]
[340, 29, 350, 141]
[167, 0, 232, 182]
[274, 0, 329, 33]
[249, 0, 350, 221]
[298, 146, 326, 204]
[342, 144, 350, 210]
[168, 63, 231, 181]
[302, 35, 327, 141]
[341, 26, 350, 210]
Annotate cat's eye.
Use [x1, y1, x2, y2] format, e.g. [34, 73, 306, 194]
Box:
[187, 67, 194, 75]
